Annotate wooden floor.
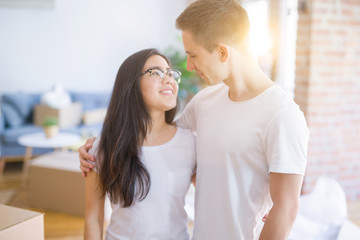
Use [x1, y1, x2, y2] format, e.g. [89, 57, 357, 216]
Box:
[1, 161, 360, 239]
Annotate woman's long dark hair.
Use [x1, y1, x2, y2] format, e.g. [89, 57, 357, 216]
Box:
[98, 48, 178, 207]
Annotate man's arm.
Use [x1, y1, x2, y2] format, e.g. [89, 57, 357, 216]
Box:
[259, 172, 303, 240]
[79, 137, 96, 177]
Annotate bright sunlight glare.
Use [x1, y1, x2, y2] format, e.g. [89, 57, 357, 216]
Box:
[244, 1, 272, 57]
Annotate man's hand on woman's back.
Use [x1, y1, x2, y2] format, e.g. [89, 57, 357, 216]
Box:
[79, 137, 96, 177]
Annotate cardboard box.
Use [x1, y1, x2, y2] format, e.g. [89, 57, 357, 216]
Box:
[0, 204, 44, 240]
[34, 102, 82, 129]
[28, 151, 85, 216]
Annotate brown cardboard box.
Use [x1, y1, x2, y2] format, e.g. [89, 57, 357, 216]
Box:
[0, 204, 44, 240]
[28, 151, 85, 216]
[33, 102, 82, 129]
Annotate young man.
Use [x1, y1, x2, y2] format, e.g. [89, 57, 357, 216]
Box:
[79, 0, 309, 239]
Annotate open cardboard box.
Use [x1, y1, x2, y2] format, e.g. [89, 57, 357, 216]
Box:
[0, 204, 44, 240]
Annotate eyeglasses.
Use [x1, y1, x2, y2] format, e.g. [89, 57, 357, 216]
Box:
[141, 68, 181, 84]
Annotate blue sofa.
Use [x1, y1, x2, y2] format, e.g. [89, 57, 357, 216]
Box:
[0, 92, 110, 158]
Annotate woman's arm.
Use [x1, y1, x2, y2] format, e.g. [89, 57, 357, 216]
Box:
[84, 171, 105, 240]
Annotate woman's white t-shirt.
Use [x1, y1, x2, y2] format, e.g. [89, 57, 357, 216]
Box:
[89, 127, 196, 240]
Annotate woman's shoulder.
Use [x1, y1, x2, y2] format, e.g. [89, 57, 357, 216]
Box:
[89, 137, 101, 156]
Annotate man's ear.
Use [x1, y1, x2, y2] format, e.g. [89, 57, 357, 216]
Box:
[217, 44, 230, 63]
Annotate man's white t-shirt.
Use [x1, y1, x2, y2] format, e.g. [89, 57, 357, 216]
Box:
[89, 127, 196, 240]
[176, 83, 309, 240]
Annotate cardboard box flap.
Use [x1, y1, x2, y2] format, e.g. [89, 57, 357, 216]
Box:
[30, 152, 82, 172]
[0, 205, 43, 231]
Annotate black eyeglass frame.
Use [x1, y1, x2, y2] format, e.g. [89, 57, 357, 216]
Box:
[140, 68, 181, 84]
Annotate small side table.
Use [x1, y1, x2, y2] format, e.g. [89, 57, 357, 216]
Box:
[17, 132, 81, 187]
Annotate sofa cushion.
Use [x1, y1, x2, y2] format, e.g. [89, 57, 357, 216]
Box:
[2, 103, 23, 128]
[1, 124, 43, 145]
[70, 92, 110, 111]
[0, 109, 5, 132]
[2, 93, 41, 125]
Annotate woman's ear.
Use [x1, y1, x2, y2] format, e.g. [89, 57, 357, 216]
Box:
[217, 44, 230, 63]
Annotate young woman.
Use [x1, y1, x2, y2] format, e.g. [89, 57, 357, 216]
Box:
[84, 49, 196, 240]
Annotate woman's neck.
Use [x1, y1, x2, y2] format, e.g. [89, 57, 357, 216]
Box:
[142, 111, 176, 146]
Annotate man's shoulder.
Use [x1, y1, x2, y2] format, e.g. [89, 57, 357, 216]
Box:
[265, 85, 299, 109]
[265, 87, 308, 131]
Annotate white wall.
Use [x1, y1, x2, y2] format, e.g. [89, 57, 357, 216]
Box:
[0, 0, 186, 94]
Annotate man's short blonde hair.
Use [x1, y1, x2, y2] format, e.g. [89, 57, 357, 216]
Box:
[176, 0, 250, 52]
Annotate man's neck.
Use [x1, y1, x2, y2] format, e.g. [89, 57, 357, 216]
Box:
[223, 50, 274, 102]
